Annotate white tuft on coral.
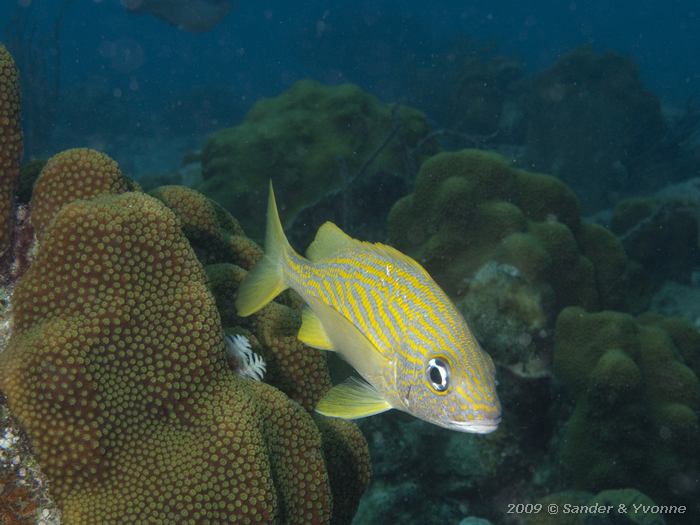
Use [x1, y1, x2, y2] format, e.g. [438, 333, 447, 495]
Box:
[0, 286, 13, 356]
[225, 334, 267, 381]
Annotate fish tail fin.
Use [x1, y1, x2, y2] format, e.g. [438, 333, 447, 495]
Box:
[235, 181, 292, 317]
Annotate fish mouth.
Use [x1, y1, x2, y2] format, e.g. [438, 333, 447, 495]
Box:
[447, 416, 501, 434]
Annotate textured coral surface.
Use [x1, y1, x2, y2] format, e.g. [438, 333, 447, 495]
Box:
[388, 149, 631, 313]
[30, 148, 137, 238]
[0, 189, 368, 523]
[0, 45, 22, 268]
[152, 186, 335, 412]
[553, 306, 700, 509]
[199, 79, 433, 241]
[522, 46, 674, 211]
[150, 184, 263, 268]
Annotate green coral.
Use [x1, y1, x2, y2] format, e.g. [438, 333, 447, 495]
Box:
[553, 307, 700, 505]
[388, 149, 620, 302]
[587, 489, 666, 525]
[388, 149, 635, 368]
[522, 45, 673, 211]
[611, 196, 699, 285]
[524, 491, 592, 525]
[638, 313, 700, 373]
[525, 489, 665, 525]
[199, 79, 434, 241]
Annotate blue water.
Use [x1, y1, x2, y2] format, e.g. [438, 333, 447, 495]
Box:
[2, 0, 700, 165]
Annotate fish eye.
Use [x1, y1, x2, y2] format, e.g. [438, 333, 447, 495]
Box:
[426, 357, 450, 393]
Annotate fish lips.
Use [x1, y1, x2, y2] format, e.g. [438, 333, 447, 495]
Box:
[443, 415, 502, 434]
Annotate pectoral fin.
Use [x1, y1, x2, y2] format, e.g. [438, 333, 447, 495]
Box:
[298, 307, 335, 350]
[316, 377, 392, 419]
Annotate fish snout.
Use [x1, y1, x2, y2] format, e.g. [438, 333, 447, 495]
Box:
[449, 396, 502, 434]
[462, 414, 502, 434]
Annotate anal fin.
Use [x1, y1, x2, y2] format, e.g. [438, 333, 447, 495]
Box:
[298, 307, 335, 351]
[315, 377, 392, 419]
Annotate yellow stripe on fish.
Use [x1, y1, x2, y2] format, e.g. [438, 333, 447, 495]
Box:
[235, 182, 501, 434]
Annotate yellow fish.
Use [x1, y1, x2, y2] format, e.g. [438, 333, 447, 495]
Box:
[236, 183, 501, 433]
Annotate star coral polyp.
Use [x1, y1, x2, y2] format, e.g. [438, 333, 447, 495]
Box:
[0, 44, 22, 282]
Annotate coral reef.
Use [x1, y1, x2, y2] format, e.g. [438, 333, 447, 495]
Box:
[458, 261, 550, 376]
[244, 300, 332, 413]
[380, 146, 699, 522]
[1, 45, 370, 520]
[407, 37, 524, 140]
[30, 148, 138, 238]
[553, 307, 700, 512]
[315, 416, 372, 525]
[151, 185, 336, 413]
[525, 489, 665, 525]
[199, 79, 435, 244]
[587, 489, 668, 525]
[441, 52, 523, 137]
[0, 405, 58, 525]
[650, 279, 700, 329]
[524, 491, 593, 525]
[0, 474, 38, 525]
[610, 196, 700, 285]
[150, 184, 262, 268]
[352, 410, 526, 525]
[387, 149, 636, 368]
[0, 187, 370, 523]
[205, 262, 333, 413]
[521, 46, 686, 211]
[4, 27, 697, 524]
[0, 44, 22, 277]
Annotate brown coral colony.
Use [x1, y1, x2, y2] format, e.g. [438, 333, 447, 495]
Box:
[0, 44, 370, 525]
[0, 45, 22, 284]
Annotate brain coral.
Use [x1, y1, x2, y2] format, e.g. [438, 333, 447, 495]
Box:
[0, 190, 367, 523]
[30, 148, 137, 238]
[199, 79, 434, 242]
[0, 44, 22, 271]
[553, 306, 700, 511]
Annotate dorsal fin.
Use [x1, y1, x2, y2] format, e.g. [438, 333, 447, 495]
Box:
[367, 242, 432, 279]
[235, 181, 292, 316]
[306, 222, 355, 262]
